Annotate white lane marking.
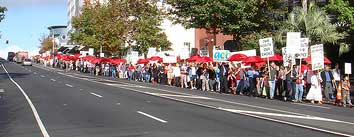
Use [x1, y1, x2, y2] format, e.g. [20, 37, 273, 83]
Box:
[56, 70, 354, 136]
[29, 70, 32, 72]
[40, 75, 45, 78]
[218, 107, 354, 125]
[33, 72, 37, 74]
[90, 92, 103, 98]
[1, 64, 50, 137]
[291, 103, 331, 109]
[65, 84, 73, 87]
[148, 93, 211, 99]
[116, 103, 121, 105]
[79, 89, 83, 91]
[50, 79, 56, 82]
[137, 111, 167, 123]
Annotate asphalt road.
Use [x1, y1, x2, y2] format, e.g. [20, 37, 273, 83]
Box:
[0, 60, 352, 137]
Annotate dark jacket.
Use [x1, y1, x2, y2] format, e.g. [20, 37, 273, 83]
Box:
[218, 64, 229, 78]
[320, 70, 334, 86]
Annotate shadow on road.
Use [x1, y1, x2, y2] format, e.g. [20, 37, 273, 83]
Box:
[0, 73, 30, 80]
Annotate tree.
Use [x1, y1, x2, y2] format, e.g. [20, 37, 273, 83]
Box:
[38, 35, 54, 53]
[0, 6, 6, 23]
[70, 0, 171, 56]
[167, 0, 287, 50]
[275, 2, 343, 46]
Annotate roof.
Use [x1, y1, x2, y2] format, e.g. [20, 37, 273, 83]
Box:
[47, 25, 67, 30]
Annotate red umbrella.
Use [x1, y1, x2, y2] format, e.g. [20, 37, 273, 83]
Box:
[228, 54, 247, 61]
[90, 58, 102, 64]
[82, 55, 96, 61]
[195, 56, 213, 63]
[74, 54, 81, 58]
[137, 59, 149, 64]
[304, 56, 331, 64]
[242, 56, 264, 63]
[100, 57, 111, 63]
[149, 56, 163, 62]
[187, 55, 201, 62]
[264, 54, 283, 61]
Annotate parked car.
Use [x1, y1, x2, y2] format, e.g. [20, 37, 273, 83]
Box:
[22, 59, 32, 66]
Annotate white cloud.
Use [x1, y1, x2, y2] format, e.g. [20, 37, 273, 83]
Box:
[0, 45, 23, 59]
[29, 48, 40, 57]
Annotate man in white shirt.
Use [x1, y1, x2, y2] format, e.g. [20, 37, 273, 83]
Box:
[173, 64, 181, 87]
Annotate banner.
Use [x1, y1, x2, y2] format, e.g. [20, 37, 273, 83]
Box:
[147, 48, 156, 58]
[259, 37, 274, 58]
[213, 50, 230, 62]
[311, 44, 324, 70]
[286, 32, 301, 56]
[345, 63, 352, 74]
[163, 56, 177, 63]
[230, 49, 257, 57]
[296, 38, 309, 59]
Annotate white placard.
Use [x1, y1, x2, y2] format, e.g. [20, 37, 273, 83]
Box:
[286, 32, 301, 56]
[180, 47, 190, 59]
[282, 47, 295, 66]
[345, 63, 351, 74]
[297, 38, 309, 59]
[259, 37, 274, 58]
[163, 56, 177, 63]
[200, 49, 209, 57]
[311, 44, 324, 70]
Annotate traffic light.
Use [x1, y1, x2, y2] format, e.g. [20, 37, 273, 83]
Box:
[5, 40, 9, 44]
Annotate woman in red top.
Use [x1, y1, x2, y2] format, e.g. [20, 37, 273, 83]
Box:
[227, 67, 237, 94]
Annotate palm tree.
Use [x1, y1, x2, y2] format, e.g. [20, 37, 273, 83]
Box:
[276, 2, 343, 45]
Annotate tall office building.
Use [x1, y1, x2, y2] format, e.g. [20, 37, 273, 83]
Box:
[67, 0, 108, 34]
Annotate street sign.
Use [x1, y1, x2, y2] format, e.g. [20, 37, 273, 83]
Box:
[296, 38, 309, 59]
[286, 32, 301, 56]
[345, 63, 351, 74]
[311, 44, 324, 70]
[259, 37, 274, 58]
[213, 50, 230, 62]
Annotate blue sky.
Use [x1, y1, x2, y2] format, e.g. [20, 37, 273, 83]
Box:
[0, 0, 67, 58]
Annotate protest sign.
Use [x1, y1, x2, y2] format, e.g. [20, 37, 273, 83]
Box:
[311, 44, 324, 70]
[296, 38, 309, 59]
[286, 32, 301, 56]
[345, 63, 352, 74]
[259, 37, 274, 58]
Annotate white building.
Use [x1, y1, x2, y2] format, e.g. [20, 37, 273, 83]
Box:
[67, 0, 108, 34]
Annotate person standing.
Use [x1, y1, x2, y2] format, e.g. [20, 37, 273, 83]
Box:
[332, 63, 341, 103]
[173, 64, 181, 87]
[208, 64, 217, 92]
[320, 65, 335, 103]
[305, 64, 313, 98]
[189, 63, 197, 89]
[200, 65, 210, 91]
[294, 65, 304, 103]
[167, 64, 174, 86]
[180, 63, 188, 88]
[268, 62, 277, 99]
[342, 75, 352, 107]
[306, 70, 322, 104]
[247, 64, 259, 96]
[219, 62, 229, 93]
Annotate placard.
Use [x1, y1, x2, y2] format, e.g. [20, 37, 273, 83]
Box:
[282, 47, 295, 66]
[200, 49, 209, 57]
[259, 37, 274, 58]
[213, 50, 230, 62]
[311, 44, 324, 70]
[345, 63, 351, 74]
[180, 47, 190, 59]
[286, 32, 301, 56]
[296, 38, 309, 59]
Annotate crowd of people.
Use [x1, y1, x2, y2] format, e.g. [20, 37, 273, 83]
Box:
[42, 59, 353, 108]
